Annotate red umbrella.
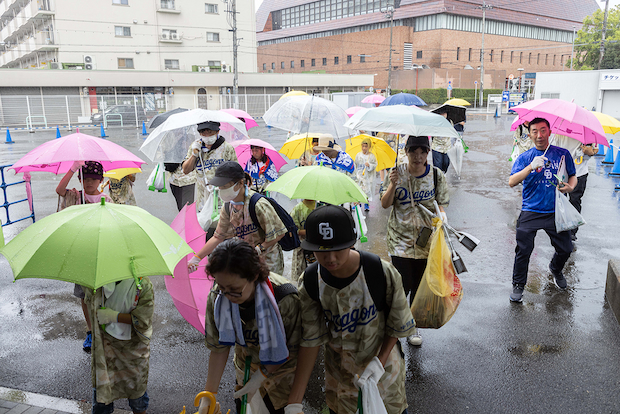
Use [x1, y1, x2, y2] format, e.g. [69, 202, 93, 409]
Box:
[165, 202, 213, 334]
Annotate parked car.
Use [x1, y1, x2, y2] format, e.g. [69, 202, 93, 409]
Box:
[91, 105, 148, 126]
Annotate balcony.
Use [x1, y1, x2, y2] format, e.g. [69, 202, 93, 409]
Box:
[0, 31, 57, 67]
[1, 0, 54, 42]
[159, 32, 183, 43]
[157, 1, 180, 13]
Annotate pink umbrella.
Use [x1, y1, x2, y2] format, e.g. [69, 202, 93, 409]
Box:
[165, 202, 212, 334]
[362, 94, 386, 104]
[219, 108, 259, 131]
[510, 99, 609, 147]
[233, 138, 289, 171]
[10, 132, 146, 174]
[346, 106, 366, 118]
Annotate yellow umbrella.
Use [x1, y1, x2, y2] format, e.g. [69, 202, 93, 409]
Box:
[103, 167, 141, 180]
[591, 111, 620, 134]
[279, 90, 308, 100]
[445, 98, 471, 106]
[279, 132, 323, 159]
[345, 134, 397, 171]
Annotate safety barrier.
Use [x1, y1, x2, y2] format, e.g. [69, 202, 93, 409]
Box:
[0, 165, 35, 227]
[104, 114, 123, 128]
[25, 115, 48, 131]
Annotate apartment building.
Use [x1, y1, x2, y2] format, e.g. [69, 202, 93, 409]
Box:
[0, 0, 257, 72]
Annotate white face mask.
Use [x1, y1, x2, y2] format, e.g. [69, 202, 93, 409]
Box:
[202, 134, 218, 146]
[219, 182, 241, 202]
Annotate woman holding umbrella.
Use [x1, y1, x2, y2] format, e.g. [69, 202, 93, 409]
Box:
[354, 137, 378, 211]
[245, 144, 279, 194]
[199, 239, 301, 414]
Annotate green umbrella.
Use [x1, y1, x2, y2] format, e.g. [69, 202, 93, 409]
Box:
[266, 165, 368, 205]
[0, 198, 192, 290]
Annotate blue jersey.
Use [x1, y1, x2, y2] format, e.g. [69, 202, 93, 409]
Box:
[511, 145, 576, 213]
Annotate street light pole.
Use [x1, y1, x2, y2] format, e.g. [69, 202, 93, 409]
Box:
[478, 1, 492, 107]
[570, 26, 576, 70]
[386, 1, 394, 96]
[598, 0, 610, 70]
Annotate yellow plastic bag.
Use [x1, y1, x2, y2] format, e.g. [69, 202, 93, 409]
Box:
[410, 218, 463, 329]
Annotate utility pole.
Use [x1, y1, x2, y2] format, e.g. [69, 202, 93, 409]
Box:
[226, 0, 240, 108]
[598, 0, 610, 70]
[570, 26, 576, 70]
[385, 1, 395, 96]
[479, 1, 492, 107]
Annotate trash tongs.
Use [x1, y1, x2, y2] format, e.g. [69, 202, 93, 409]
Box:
[416, 202, 480, 252]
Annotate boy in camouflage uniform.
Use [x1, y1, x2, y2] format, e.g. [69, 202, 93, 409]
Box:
[190, 162, 288, 275]
[285, 205, 415, 414]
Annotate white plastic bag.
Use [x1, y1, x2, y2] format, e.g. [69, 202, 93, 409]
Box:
[555, 188, 585, 232]
[246, 392, 270, 414]
[146, 163, 166, 192]
[197, 185, 219, 231]
[447, 139, 464, 177]
[354, 377, 388, 414]
[509, 144, 520, 163]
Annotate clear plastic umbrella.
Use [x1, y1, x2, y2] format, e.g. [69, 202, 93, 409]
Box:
[263, 95, 353, 139]
[140, 109, 248, 163]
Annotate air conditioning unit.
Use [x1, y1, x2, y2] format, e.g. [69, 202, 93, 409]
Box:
[161, 33, 168, 40]
[83, 55, 96, 70]
[171, 33, 178, 40]
[197, 66, 210, 72]
[48, 62, 62, 69]
[221, 63, 227, 72]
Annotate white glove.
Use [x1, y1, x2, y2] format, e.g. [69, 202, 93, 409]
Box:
[284, 403, 304, 414]
[439, 211, 448, 224]
[70, 160, 85, 172]
[97, 308, 119, 325]
[233, 369, 267, 400]
[188, 255, 201, 273]
[530, 155, 547, 171]
[198, 395, 215, 414]
[355, 356, 385, 387]
[191, 140, 202, 157]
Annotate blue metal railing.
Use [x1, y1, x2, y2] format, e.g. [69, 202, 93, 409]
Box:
[0, 165, 35, 227]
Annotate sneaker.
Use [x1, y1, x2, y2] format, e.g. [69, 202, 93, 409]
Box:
[549, 266, 567, 290]
[364, 203, 370, 212]
[83, 331, 92, 353]
[570, 233, 577, 242]
[510, 284, 525, 303]
[407, 328, 422, 346]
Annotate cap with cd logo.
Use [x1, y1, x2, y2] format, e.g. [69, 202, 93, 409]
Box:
[301, 205, 357, 252]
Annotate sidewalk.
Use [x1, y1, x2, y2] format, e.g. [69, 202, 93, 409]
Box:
[0, 387, 131, 414]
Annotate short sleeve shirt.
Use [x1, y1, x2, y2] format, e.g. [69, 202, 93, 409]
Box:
[184, 140, 238, 185]
[380, 164, 450, 259]
[511, 145, 576, 213]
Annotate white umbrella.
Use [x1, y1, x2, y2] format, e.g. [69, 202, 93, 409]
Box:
[344, 105, 461, 138]
[140, 109, 248, 162]
[263, 95, 353, 139]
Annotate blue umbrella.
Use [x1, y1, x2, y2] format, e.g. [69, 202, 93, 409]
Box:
[380, 93, 427, 107]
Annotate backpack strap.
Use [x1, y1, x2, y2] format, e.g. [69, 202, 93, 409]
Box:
[433, 165, 438, 192]
[273, 282, 298, 301]
[359, 250, 388, 313]
[303, 261, 320, 303]
[224, 201, 230, 215]
[248, 192, 263, 231]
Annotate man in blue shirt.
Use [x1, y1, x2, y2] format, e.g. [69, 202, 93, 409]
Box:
[508, 117, 577, 302]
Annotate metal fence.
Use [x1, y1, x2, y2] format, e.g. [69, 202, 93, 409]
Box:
[0, 93, 335, 129]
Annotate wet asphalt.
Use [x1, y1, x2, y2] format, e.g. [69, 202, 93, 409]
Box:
[1, 115, 620, 414]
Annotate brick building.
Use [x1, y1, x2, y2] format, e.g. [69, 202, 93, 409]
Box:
[256, 0, 600, 90]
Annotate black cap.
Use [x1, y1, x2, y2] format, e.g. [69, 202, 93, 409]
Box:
[301, 205, 357, 252]
[405, 135, 430, 151]
[197, 121, 220, 132]
[208, 161, 245, 186]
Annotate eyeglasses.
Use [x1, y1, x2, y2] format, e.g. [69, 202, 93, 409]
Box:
[217, 279, 250, 298]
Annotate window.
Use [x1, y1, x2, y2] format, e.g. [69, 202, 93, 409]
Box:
[208, 60, 221, 67]
[500, 50, 503, 63]
[334, 56, 339, 64]
[528, 53, 531, 64]
[490, 50, 493, 62]
[205, 3, 218, 13]
[468, 48, 472, 61]
[263, 63, 266, 70]
[537, 53, 540, 64]
[112, 0, 128, 4]
[118, 58, 134, 69]
[510, 51, 514, 63]
[281, 61, 285, 69]
[206, 32, 220, 42]
[161, 0, 175, 9]
[271, 62, 275, 69]
[520, 52, 523, 63]
[456, 47, 460, 61]
[290, 60, 294, 68]
[311, 58, 316, 66]
[322, 57, 327, 65]
[416, 50, 422, 59]
[301, 59, 305, 67]
[347, 55, 352, 64]
[115, 26, 131, 36]
[360, 55, 365, 63]
[545, 54, 548, 65]
[165, 59, 179, 69]
[553, 54, 556, 66]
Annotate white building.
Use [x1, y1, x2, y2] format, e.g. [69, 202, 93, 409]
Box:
[0, 0, 257, 72]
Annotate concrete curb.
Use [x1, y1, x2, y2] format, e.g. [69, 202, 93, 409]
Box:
[0, 387, 131, 414]
[605, 259, 620, 324]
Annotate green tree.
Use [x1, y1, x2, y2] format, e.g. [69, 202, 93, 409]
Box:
[569, 5, 620, 70]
